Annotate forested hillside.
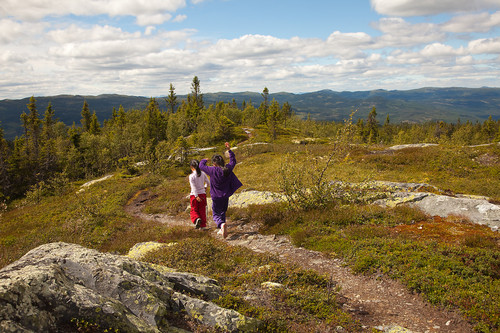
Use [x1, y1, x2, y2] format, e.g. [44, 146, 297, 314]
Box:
[1, 77, 500, 332]
[0, 77, 499, 202]
[1, 87, 500, 139]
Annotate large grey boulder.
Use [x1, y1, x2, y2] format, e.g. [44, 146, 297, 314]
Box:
[408, 195, 500, 231]
[372, 181, 500, 231]
[0, 242, 261, 332]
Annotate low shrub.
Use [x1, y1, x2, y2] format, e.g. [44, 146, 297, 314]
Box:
[144, 237, 362, 332]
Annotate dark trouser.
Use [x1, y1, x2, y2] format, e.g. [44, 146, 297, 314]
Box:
[190, 194, 207, 228]
[212, 197, 229, 228]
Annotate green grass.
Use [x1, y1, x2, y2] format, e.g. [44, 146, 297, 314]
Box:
[1, 139, 499, 332]
[0, 173, 169, 267]
[238, 201, 500, 332]
[345, 144, 500, 200]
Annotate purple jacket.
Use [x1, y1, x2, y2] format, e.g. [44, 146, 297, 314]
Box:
[200, 150, 243, 198]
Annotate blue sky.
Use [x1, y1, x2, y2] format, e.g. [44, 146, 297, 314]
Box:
[1, 0, 500, 98]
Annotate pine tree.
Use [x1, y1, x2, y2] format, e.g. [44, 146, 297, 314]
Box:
[117, 105, 126, 129]
[281, 102, 292, 127]
[19, 96, 42, 179]
[188, 76, 203, 110]
[111, 107, 118, 123]
[0, 123, 11, 200]
[8, 136, 30, 197]
[81, 100, 91, 132]
[166, 83, 178, 114]
[356, 118, 365, 142]
[172, 136, 189, 163]
[267, 99, 281, 140]
[89, 111, 100, 135]
[215, 116, 235, 141]
[144, 98, 166, 144]
[39, 102, 58, 176]
[366, 107, 379, 143]
[381, 113, 393, 143]
[261, 87, 269, 109]
[482, 115, 496, 142]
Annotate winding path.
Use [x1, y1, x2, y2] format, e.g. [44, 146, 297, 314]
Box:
[125, 189, 474, 333]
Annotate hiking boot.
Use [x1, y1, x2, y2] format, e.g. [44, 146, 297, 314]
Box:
[195, 218, 201, 229]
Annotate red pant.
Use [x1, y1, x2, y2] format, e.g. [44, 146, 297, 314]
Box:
[190, 194, 207, 228]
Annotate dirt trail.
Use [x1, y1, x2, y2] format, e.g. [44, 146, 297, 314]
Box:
[125, 190, 474, 333]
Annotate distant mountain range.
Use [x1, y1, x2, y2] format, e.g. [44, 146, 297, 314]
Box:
[1, 87, 499, 139]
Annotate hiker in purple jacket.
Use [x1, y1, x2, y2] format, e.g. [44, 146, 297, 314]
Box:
[199, 142, 242, 238]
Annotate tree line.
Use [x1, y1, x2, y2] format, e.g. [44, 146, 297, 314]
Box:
[0, 77, 292, 201]
[0, 76, 499, 202]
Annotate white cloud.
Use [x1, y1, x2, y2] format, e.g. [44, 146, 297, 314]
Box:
[1, 0, 500, 99]
[0, 0, 186, 22]
[136, 13, 173, 26]
[0, 19, 46, 43]
[372, 18, 445, 47]
[420, 43, 462, 57]
[371, 0, 500, 16]
[172, 14, 187, 22]
[48, 25, 139, 43]
[441, 11, 500, 33]
[468, 37, 500, 54]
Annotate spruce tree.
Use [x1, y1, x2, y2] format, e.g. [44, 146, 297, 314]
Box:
[39, 103, 58, 176]
[188, 76, 203, 110]
[19, 96, 42, 178]
[366, 107, 379, 143]
[166, 83, 178, 114]
[89, 111, 100, 135]
[81, 100, 91, 132]
[144, 98, 166, 144]
[261, 87, 269, 109]
[267, 99, 280, 140]
[0, 123, 10, 200]
[282, 102, 292, 127]
[117, 105, 126, 129]
[482, 115, 496, 142]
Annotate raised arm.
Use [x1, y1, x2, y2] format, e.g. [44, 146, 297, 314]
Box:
[199, 159, 212, 176]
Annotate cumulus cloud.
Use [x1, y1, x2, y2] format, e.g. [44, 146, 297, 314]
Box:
[1, 0, 500, 98]
[371, 0, 500, 16]
[441, 11, 500, 33]
[372, 18, 446, 47]
[468, 37, 500, 54]
[0, 0, 186, 24]
[172, 14, 187, 22]
[420, 43, 462, 57]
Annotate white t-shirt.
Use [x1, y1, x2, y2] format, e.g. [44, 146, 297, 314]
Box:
[189, 171, 209, 196]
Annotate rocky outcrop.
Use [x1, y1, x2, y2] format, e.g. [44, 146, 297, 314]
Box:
[372, 181, 500, 231]
[407, 194, 500, 231]
[0, 242, 262, 332]
[221, 183, 500, 231]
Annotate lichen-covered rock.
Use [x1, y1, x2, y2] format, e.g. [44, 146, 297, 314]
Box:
[203, 190, 286, 211]
[0, 242, 261, 332]
[373, 187, 500, 231]
[408, 194, 500, 230]
[128, 241, 175, 260]
[374, 192, 430, 208]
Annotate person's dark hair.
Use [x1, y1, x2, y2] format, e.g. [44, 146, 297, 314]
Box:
[212, 154, 230, 177]
[190, 159, 201, 177]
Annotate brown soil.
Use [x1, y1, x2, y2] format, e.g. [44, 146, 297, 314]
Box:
[125, 189, 475, 332]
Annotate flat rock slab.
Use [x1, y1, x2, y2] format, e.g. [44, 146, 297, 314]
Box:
[408, 194, 500, 231]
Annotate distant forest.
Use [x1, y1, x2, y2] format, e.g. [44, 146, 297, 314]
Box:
[0, 77, 499, 201]
[2, 86, 500, 140]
